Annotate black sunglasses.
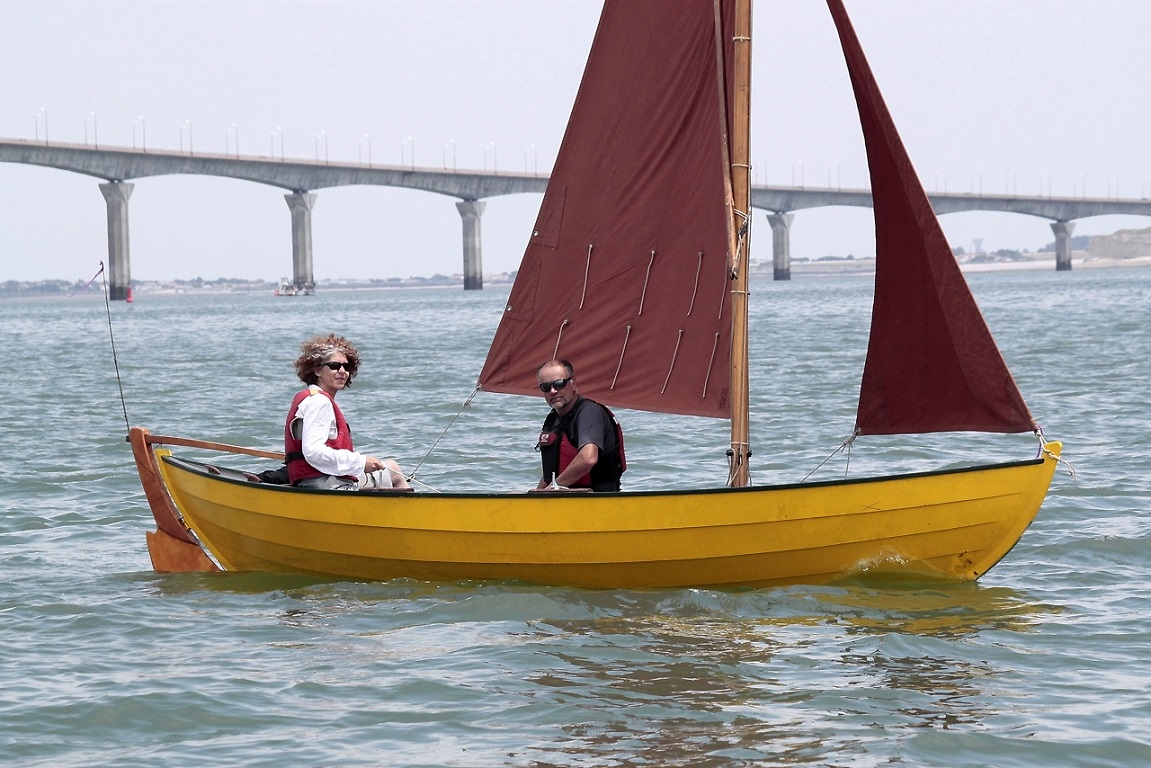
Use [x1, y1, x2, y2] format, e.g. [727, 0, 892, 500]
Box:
[539, 377, 572, 393]
[321, 361, 353, 372]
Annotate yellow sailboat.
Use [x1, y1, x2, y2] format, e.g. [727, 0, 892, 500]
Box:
[130, 0, 1061, 588]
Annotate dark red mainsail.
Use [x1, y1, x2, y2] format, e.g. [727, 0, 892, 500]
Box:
[827, 0, 1035, 435]
[478, 0, 737, 418]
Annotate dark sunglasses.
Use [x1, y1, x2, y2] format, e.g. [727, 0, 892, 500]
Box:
[539, 377, 572, 393]
[321, 361, 353, 372]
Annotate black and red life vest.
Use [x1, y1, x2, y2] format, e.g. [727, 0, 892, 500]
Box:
[537, 397, 625, 491]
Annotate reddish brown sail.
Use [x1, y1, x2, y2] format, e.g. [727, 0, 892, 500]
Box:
[827, 0, 1035, 435]
[478, 0, 737, 418]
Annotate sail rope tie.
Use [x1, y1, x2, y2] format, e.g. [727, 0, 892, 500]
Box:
[702, 332, 719, 398]
[802, 432, 857, 482]
[687, 252, 703, 316]
[578, 243, 593, 309]
[552, 319, 569, 359]
[95, 262, 132, 437]
[405, 385, 482, 492]
[637, 251, 656, 315]
[661, 330, 684, 394]
[611, 325, 631, 390]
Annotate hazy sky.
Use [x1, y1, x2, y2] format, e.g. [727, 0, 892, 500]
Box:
[2, 0, 1150, 282]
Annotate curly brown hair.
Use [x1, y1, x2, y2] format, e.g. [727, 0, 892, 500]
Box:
[293, 333, 361, 387]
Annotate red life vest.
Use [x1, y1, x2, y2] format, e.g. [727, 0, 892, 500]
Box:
[556, 430, 592, 488]
[284, 388, 355, 485]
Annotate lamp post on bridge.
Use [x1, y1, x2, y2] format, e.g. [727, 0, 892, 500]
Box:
[85, 112, 98, 148]
[315, 131, 328, 164]
[443, 140, 459, 171]
[360, 133, 372, 167]
[133, 116, 147, 152]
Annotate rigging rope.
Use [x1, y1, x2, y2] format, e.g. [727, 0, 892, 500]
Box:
[1035, 427, 1078, 480]
[725, 442, 752, 486]
[96, 262, 132, 437]
[405, 386, 482, 490]
[802, 431, 857, 483]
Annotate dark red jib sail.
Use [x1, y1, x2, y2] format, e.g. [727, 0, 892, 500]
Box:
[827, 0, 1035, 435]
[477, 0, 737, 418]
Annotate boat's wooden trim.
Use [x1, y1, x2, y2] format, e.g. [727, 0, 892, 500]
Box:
[144, 432, 284, 461]
[130, 426, 220, 573]
[145, 528, 219, 573]
[129, 427, 199, 544]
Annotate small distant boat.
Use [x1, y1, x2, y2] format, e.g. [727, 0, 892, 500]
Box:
[128, 0, 1061, 588]
[273, 279, 311, 297]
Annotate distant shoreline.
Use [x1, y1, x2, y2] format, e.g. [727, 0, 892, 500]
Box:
[5, 253, 1150, 300]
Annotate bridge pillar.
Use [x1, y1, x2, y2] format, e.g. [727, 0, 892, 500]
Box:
[99, 181, 134, 301]
[767, 212, 794, 281]
[456, 199, 486, 290]
[284, 192, 317, 293]
[1051, 220, 1075, 271]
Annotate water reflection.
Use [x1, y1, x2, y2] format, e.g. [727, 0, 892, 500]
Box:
[815, 577, 1049, 638]
[503, 582, 1049, 765]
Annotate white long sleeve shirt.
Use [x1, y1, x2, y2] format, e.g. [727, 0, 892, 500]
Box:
[294, 386, 366, 478]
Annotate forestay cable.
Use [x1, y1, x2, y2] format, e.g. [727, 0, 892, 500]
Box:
[95, 262, 132, 437]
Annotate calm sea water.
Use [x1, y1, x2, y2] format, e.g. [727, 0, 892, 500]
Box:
[1, 268, 1149, 767]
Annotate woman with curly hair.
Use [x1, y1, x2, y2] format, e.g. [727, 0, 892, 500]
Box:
[284, 333, 409, 491]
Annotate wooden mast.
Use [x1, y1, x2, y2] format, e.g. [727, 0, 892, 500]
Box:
[727, 0, 753, 486]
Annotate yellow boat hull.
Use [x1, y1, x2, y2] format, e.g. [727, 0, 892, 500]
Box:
[140, 435, 1061, 588]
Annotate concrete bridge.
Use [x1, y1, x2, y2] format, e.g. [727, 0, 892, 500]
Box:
[5, 137, 1151, 297]
[753, 186, 1151, 279]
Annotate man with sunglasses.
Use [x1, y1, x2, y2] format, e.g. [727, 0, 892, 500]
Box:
[284, 333, 409, 491]
[535, 359, 625, 492]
